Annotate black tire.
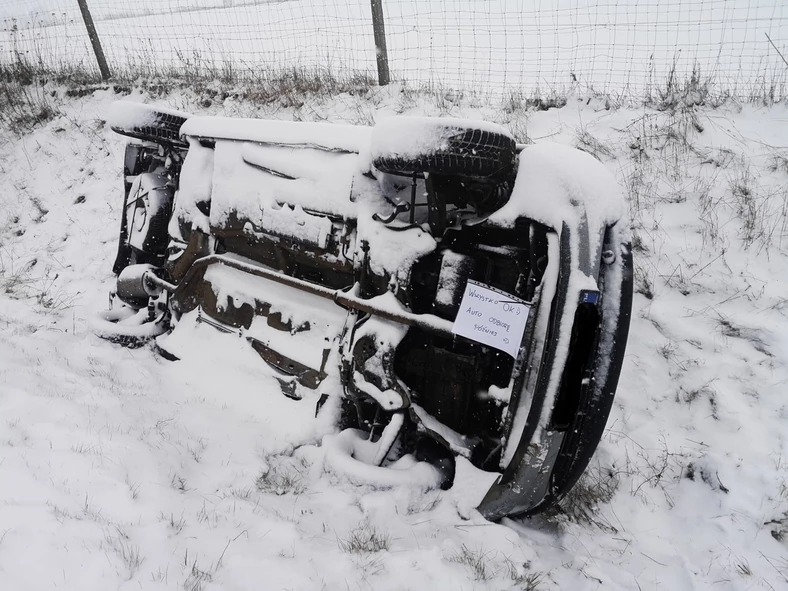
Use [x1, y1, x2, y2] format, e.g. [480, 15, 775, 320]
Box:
[373, 122, 516, 179]
[109, 102, 190, 147]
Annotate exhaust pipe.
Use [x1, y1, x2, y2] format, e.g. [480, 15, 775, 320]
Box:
[116, 264, 164, 304]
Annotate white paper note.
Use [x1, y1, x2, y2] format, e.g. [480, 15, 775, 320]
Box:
[451, 280, 531, 358]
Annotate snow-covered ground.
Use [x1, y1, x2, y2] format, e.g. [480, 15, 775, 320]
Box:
[1, 0, 786, 99]
[1, 85, 788, 590]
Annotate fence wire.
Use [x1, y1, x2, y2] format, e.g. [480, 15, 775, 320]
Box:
[1, 0, 786, 99]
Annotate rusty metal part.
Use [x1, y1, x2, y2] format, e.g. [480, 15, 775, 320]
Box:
[372, 202, 410, 224]
[195, 309, 329, 390]
[145, 254, 455, 338]
[195, 309, 235, 333]
[248, 336, 328, 389]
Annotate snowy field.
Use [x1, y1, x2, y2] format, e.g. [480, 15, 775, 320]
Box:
[1, 83, 788, 590]
[1, 0, 787, 99]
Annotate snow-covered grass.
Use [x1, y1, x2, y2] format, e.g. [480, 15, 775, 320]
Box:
[3, 0, 788, 102]
[1, 81, 788, 590]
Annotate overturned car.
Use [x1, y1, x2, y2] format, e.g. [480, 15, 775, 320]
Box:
[96, 102, 632, 520]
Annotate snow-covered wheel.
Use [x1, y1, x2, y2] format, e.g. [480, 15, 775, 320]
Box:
[108, 102, 191, 147]
[371, 117, 517, 179]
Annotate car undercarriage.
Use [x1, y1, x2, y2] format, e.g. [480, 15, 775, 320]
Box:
[95, 102, 633, 520]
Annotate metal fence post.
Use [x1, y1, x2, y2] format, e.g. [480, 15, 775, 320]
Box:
[369, 0, 390, 85]
[76, 0, 111, 80]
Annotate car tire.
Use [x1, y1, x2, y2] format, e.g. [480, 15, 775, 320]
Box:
[109, 102, 190, 147]
[371, 118, 517, 179]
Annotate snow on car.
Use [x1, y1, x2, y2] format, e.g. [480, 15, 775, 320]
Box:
[94, 101, 633, 519]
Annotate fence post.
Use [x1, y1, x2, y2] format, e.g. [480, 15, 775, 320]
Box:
[369, 0, 390, 85]
[76, 0, 111, 80]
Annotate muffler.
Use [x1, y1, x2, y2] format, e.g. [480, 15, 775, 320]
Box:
[116, 264, 164, 305]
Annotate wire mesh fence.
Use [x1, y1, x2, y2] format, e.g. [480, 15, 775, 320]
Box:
[1, 0, 786, 100]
